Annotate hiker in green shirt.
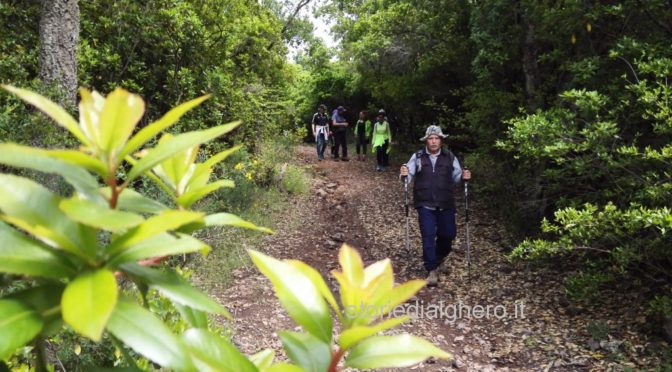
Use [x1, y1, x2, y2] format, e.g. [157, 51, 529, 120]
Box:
[354, 110, 372, 161]
[371, 109, 392, 171]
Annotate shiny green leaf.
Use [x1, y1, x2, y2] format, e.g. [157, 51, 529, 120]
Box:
[0, 300, 44, 359]
[249, 250, 332, 343]
[120, 95, 211, 159]
[108, 233, 209, 266]
[177, 180, 234, 208]
[286, 260, 339, 315]
[60, 197, 144, 232]
[0, 143, 103, 202]
[183, 328, 257, 372]
[62, 269, 118, 341]
[119, 263, 229, 316]
[345, 334, 451, 369]
[0, 222, 75, 278]
[126, 122, 240, 182]
[174, 303, 209, 328]
[8, 284, 65, 337]
[0, 174, 96, 261]
[205, 213, 273, 234]
[279, 331, 331, 372]
[338, 316, 409, 350]
[46, 149, 109, 177]
[98, 88, 144, 156]
[249, 349, 275, 370]
[100, 187, 168, 214]
[2, 85, 89, 145]
[106, 299, 193, 370]
[108, 210, 204, 255]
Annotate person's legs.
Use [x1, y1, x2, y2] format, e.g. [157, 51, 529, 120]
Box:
[375, 146, 384, 170]
[333, 132, 340, 159]
[316, 135, 325, 159]
[417, 208, 440, 272]
[381, 141, 389, 167]
[340, 131, 348, 160]
[436, 209, 457, 266]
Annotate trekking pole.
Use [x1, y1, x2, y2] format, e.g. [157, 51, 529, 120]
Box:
[402, 175, 411, 255]
[464, 177, 472, 282]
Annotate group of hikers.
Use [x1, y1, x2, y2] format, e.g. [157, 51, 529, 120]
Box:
[311, 104, 392, 171]
[310, 104, 472, 287]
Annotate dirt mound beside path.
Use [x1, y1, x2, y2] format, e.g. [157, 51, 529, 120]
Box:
[206, 145, 661, 371]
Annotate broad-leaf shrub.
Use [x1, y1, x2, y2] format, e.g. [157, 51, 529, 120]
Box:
[500, 55, 671, 299]
[0, 86, 450, 371]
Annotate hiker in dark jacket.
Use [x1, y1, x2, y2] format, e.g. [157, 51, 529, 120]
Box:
[331, 106, 349, 161]
[399, 125, 472, 287]
[354, 110, 372, 161]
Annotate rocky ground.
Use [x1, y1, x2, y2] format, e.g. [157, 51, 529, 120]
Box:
[202, 145, 668, 371]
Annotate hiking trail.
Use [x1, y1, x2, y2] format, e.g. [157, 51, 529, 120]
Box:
[199, 145, 659, 371]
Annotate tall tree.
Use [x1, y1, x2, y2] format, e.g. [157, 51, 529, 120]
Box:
[39, 0, 79, 104]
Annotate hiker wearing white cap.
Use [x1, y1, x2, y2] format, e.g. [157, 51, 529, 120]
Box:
[371, 109, 392, 171]
[399, 125, 472, 286]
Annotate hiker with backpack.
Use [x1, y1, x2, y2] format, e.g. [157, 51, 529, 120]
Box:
[399, 125, 472, 287]
[354, 110, 372, 161]
[311, 104, 331, 161]
[371, 109, 392, 171]
[331, 106, 350, 161]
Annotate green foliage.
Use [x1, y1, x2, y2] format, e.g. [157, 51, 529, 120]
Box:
[250, 244, 452, 370]
[1, 86, 450, 371]
[281, 164, 309, 194]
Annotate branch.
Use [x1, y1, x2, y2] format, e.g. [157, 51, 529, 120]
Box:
[268, 0, 313, 50]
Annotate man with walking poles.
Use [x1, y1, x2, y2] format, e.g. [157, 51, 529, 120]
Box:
[399, 125, 472, 287]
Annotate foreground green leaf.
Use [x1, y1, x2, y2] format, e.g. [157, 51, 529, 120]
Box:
[107, 299, 193, 370]
[0, 143, 103, 202]
[345, 334, 451, 369]
[120, 263, 229, 317]
[0, 174, 96, 261]
[249, 250, 332, 343]
[126, 121, 240, 182]
[60, 197, 144, 232]
[120, 94, 211, 159]
[2, 85, 89, 145]
[108, 210, 205, 255]
[100, 187, 168, 214]
[205, 213, 274, 234]
[338, 316, 409, 350]
[249, 349, 275, 370]
[108, 233, 209, 266]
[279, 331, 331, 372]
[0, 222, 75, 278]
[0, 300, 44, 359]
[183, 328, 258, 372]
[62, 269, 118, 341]
[7, 284, 65, 337]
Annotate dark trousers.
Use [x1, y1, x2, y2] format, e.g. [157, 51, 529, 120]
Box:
[334, 131, 348, 158]
[417, 207, 456, 271]
[355, 132, 367, 154]
[376, 141, 389, 166]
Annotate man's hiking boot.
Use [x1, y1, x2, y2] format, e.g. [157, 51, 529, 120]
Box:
[426, 270, 438, 287]
[342, 157, 349, 161]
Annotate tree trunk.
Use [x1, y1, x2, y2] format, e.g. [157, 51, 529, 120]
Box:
[522, 20, 541, 111]
[39, 0, 79, 105]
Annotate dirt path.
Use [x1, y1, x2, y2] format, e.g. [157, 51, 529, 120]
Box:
[206, 145, 663, 371]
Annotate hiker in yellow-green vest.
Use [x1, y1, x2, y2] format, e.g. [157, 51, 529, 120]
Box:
[354, 110, 372, 161]
[371, 109, 392, 171]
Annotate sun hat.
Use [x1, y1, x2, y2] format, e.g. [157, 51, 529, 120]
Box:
[419, 125, 448, 141]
